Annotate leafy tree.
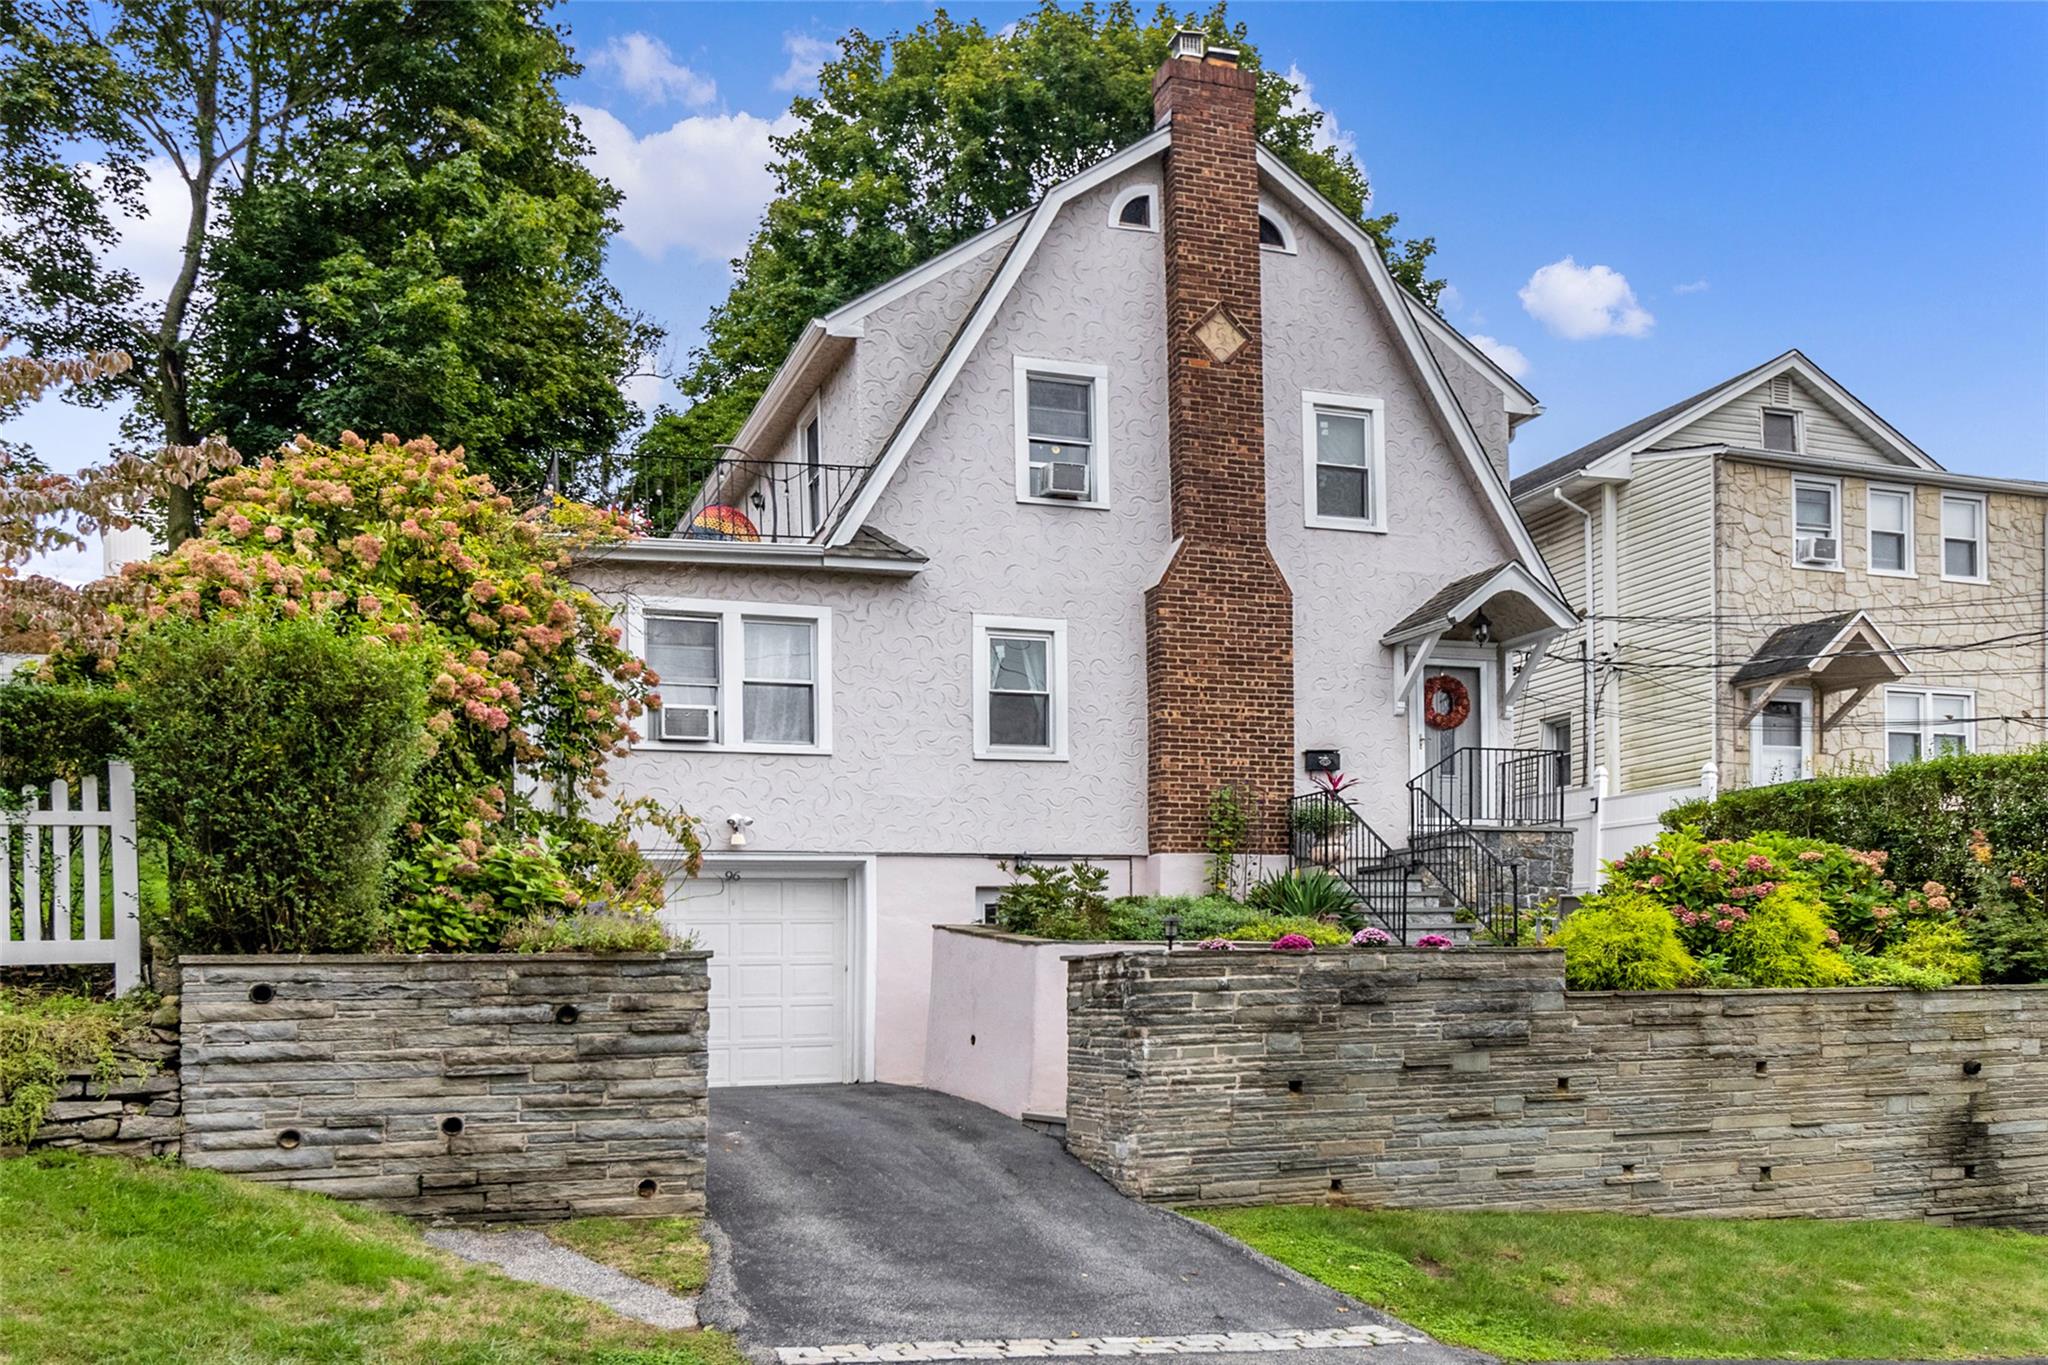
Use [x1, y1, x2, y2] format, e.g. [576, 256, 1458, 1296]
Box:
[628, 1, 1442, 513]
[1, 0, 648, 540]
[197, 0, 653, 497]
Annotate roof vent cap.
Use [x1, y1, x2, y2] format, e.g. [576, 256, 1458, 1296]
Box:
[1170, 29, 1207, 61]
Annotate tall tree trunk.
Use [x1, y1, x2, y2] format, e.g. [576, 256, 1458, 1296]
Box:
[157, 13, 224, 549]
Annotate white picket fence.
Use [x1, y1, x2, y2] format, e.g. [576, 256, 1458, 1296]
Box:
[2, 762, 142, 993]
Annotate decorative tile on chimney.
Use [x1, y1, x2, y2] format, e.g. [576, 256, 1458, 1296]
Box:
[1144, 34, 1294, 854]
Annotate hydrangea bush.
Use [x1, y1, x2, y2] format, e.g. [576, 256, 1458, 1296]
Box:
[61, 434, 700, 949]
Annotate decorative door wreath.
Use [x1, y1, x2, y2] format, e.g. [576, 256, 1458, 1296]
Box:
[1422, 674, 1472, 731]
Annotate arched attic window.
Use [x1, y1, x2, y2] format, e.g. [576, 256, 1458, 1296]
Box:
[1257, 209, 1295, 253]
[1108, 184, 1157, 232]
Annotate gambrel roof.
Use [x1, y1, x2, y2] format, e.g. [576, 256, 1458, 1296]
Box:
[707, 127, 1562, 594]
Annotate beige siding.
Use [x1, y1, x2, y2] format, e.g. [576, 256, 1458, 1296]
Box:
[1663, 372, 1904, 466]
[1515, 502, 1595, 786]
[1615, 454, 1718, 792]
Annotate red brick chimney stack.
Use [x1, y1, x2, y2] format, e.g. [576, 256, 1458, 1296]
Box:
[1144, 32, 1295, 855]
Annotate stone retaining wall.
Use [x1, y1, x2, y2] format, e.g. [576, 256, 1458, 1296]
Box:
[180, 952, 708, 1222]
[1067, 949, 2047, 1229]
[19, 1020, 181, 1159]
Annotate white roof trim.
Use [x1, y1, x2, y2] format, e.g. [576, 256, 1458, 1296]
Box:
[825, 129, 1171, 546]
[1381, 560, 1577, 647]
[1256, 147, 1561, 597]
[1804, 610, 1910, 678]
[823, 213, 1029, 327]
[1620, 350, 1940, 475]
[1405, 298, 1540, 415]
[576, 539, 925, 577]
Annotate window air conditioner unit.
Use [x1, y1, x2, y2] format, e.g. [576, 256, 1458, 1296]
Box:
[1032, 462, 1091, 500]
[657, 704, 717, 743]
[1796, 536, 1838, 565]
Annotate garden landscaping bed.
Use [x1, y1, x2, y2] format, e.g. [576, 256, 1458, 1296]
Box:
[0, 1151, 743, 1365]
[1192, 1203, 2048, 1361]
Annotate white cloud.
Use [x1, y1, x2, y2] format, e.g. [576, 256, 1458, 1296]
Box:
[1467, 334, 1531, 380]
[1435, 283, 1463, 315]
[587, 33, 717, 107]
[573, 104, 796, 265]
[1282, 64, 1359, 163]
[773, 34, 838, 93]
[1518, 257, 1654, 340]
[1674, 278, 1711, 295]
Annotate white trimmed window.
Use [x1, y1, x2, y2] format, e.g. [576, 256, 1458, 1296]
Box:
[973, 615, 1068, 760]
[1866, 485, 1914, 576]
[1257, 200, 1296, 253]
[1885, 688, 1974, 767]
[1108, 184, 1156, 232]
[1302, 392, 1386, 532]
[1013, 358, 1110, 508]
[1762, 407, 1802, 453]
[637, 599, 831, 752]
[1940, 492, 1987, 581]
[1791, 476, 1841, 568]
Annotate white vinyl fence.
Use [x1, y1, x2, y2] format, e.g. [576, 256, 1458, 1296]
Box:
[2, 762, 142, 993]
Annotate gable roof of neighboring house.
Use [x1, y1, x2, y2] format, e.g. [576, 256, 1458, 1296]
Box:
[1509, 349, 1945, 502]
[765, 127, 1558, 593]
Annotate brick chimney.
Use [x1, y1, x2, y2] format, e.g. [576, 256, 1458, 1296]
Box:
[1144, 33, 1295, 855]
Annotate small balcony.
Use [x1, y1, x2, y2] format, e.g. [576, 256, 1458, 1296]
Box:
[669, 455, 870, 544]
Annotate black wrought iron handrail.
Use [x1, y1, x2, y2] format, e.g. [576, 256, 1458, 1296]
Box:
[666, 455, 870, 544]
[1410, 746, 1567, 834]
[1406, 780, 1523, 945]
[1287, 789, 1407, 943]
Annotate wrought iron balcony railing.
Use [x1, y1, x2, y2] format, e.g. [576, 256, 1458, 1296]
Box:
[661, 456, 870, 544]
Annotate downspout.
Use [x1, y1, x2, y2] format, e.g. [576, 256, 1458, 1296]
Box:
[1599, 482, 1623, 793]
[1552, 486, 1599, 879]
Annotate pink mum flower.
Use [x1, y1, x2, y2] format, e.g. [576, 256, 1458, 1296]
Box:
[1414, 933, 1453, 951]
[1271, 933, 1316, 953]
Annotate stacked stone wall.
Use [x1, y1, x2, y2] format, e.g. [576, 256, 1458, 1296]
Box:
[15, 1003, 181, 1158]
[180, 952, 708, 1222]
[1067, 949, 2046, 1229]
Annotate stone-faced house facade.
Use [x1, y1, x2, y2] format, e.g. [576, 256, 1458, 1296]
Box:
[1512, 350, 2047, 865]
[574, 37, 1576, 1090]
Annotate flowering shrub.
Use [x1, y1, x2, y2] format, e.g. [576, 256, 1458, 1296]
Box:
[1705, 886, 1855, 988]
[1351, 926, 1393, 946]
[1413, 933, 1453, 951]
[1608, 828, 1932, 954]
[1270, 933, 1315, 953]
[60, 434, 700, 946]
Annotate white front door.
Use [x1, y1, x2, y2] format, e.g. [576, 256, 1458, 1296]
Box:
[1749, 688, 1812, 787]
[1416, 664, 1486, 820]
[661, 870, 850, 1087]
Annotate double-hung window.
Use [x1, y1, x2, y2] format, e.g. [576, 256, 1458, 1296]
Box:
[639, 600, 831, 751]
[1885, 689, 1973, 767]
[973, 615, 1068, 760]
[1014, 358, 1109, 507]
[1302, 392, 1386, 531]
[1866, 485, 1914, 576]
[1792, 477, 1840, 568]
[1940, 493, 1987, 581]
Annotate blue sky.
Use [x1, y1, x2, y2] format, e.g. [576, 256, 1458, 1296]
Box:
[11, 2, 2047, 577]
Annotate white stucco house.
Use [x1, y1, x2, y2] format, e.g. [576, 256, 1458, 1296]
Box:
[576, 35, 1578, 1092]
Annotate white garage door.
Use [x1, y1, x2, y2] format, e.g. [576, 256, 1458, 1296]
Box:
[662, 870, 850, 1087]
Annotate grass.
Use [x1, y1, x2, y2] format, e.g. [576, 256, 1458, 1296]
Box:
[1191, 1203, 2048, 1361]
[545, 1217, 710, 1296]
[0, 1152, 746, 1365]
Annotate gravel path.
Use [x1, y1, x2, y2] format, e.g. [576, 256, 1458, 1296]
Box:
[423, 1225, 699, 1331]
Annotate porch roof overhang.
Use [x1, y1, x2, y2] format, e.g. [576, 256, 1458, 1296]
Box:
[1380, 560, 1579, 649]
[1731, 610, 1911, 731]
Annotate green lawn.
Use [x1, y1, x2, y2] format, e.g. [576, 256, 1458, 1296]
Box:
[546, 1217, 710, 1297]
[0, 1152, 744, 1365]
[1190, 1203, 2048, 1361]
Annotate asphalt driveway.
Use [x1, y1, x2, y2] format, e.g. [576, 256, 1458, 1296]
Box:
[701, 1084, 1474, 1364]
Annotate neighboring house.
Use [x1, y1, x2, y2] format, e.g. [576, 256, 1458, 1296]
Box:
[1511, 349, 2048, 880]
[573, 35, 1576, 1090]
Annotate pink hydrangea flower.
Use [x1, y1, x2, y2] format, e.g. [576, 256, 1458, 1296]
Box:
[1797, 850, 1824, 863]
[1744, 854, 1773, 873]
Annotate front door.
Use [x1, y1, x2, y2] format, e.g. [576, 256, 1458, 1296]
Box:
[1749, 688, 1812, 787]
[1418, 664, 1485, 820]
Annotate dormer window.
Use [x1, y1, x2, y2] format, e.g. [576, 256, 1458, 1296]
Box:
[1762, 407, 1801, 453]
[1108, 185, 1157, 233]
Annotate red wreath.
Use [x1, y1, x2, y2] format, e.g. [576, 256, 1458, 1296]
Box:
[1422, 674, 1472, 731]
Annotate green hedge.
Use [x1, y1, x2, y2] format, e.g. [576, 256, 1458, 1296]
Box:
[0, 685, 134, 804]
[1662, 750, 2048, 893]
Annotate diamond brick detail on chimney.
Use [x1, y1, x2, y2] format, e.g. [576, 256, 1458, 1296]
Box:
[1144, 35, 1294, 854]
